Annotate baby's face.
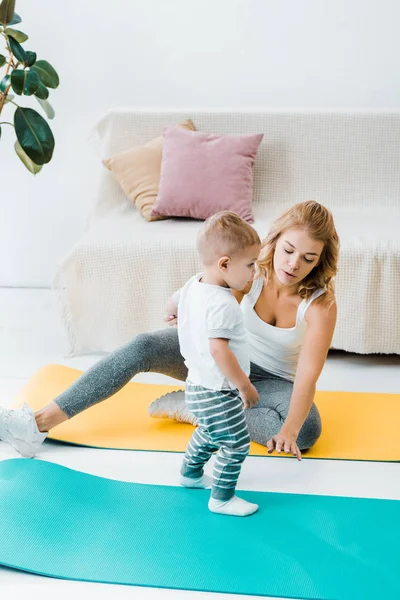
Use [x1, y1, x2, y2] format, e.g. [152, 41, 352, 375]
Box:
[223, 244, 261, 290]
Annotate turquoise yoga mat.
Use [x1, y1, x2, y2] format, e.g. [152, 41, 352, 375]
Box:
[0, 459, 399, 599]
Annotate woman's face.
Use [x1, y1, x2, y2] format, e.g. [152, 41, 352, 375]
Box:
[273, 227, 324, 287]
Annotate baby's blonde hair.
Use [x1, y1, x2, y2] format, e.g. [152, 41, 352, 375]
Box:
[256, 201, 339, 305]
[197, 211, 261, 265]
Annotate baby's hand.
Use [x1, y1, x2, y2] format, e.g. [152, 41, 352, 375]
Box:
[239, 383, 259, 409]
[163, 314, 177, 326]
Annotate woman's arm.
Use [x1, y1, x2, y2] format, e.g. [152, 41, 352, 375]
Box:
[284, 300, 337, 433]
[267, 299, 337, 459]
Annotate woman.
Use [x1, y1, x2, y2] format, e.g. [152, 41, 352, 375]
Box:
[0, 201, 339, 460]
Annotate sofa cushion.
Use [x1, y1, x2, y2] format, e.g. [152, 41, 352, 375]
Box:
[102, 119, 196, 222]
[150, 127, 263, 223]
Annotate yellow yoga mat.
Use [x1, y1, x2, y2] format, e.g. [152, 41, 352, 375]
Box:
[15, 365, 400, 461]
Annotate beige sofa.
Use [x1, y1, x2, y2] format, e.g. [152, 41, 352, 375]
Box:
[54, 108, 400, 355]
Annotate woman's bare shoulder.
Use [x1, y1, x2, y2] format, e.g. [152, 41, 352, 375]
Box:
[306, 295, 337, 325]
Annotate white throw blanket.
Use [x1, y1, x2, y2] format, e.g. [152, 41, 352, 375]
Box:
[54, 109, 400, 355]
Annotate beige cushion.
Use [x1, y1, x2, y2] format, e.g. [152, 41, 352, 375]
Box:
[102, 119, 196, 221]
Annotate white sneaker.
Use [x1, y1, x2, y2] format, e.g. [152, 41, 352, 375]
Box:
[0, 403, 48, 458]
[148, 391, 198, 426]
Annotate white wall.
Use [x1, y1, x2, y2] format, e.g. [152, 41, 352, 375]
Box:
[1, 0, 399, 287]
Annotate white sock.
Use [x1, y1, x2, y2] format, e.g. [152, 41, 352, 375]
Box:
[208, 495, 259, 516]
[179, 474, 212, 489]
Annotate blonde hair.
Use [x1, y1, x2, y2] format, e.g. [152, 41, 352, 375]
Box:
[197, 211, 261, 265]
[256, 201, 339, 305]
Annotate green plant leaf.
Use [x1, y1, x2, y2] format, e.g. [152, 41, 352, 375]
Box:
[14, 140, 43, 174]
[34, 79, 49, 99]
[8, 36, 27, 62]
[36, 96, 55, 120]
[5, 92, 14, 102]
[14, 106, 55, 165]
[25, 51, 36, 67]
[8, 11, 20, 25]
[0, 0, 16, 25]
[5, 27, 28, 43]
[11, 69, 40, 95]
[31, 60, 59, 89]
[0, 73, 10, 92]
[0, 54, 6, 67]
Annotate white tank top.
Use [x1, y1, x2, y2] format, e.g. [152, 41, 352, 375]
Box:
[240, 278, 326, 381]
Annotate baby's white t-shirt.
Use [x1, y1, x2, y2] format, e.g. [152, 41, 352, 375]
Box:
[173, 274, 250, 391]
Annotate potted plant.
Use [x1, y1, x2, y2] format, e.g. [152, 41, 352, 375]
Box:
[0, 0, 59, 173]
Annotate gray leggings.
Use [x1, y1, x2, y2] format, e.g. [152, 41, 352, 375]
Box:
[55, 328, 322, 450]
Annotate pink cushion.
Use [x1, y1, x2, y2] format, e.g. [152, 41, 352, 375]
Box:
[151, 127, 263, 223]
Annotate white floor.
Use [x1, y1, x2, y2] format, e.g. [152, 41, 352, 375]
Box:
[0, 288, 399, 600]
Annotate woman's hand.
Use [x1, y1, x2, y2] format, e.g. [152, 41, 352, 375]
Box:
[163, 314, 177, 326]
[266, 427, 302, 461]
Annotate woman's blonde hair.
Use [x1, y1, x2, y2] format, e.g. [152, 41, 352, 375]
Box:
[256, 201, 339, 305]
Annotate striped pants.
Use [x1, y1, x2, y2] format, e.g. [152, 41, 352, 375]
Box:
[180, 381, 251, 501]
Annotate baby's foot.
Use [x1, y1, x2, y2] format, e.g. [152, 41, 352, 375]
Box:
[148, 391, 198, 426]
[0, 403, 48, 458]
[179, 474, 212, 489]
[208, 495, 259, 517]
